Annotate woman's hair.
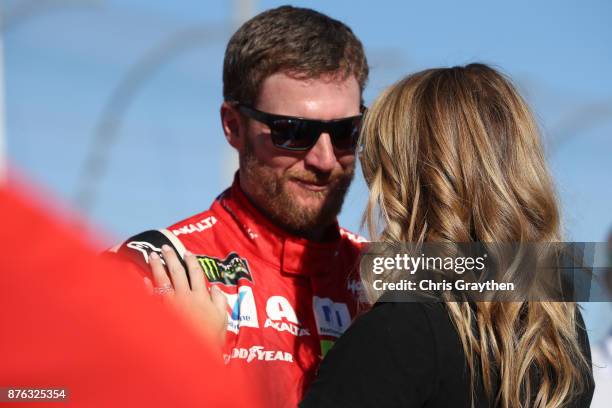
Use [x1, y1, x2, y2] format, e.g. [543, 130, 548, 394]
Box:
[360, 63, 590, 407]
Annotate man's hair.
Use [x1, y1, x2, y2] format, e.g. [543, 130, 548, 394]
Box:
[223, 5, 368, 105]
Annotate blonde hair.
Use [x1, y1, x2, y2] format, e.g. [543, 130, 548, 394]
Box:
[360, 63, 590, 407]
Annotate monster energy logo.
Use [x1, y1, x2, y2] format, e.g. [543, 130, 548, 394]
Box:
[197, 252, 253, 285]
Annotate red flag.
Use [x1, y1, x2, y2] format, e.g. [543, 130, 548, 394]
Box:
[0, 180, 257, 407]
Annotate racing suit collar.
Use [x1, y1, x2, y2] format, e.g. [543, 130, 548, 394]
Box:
[217, 175, 345, 277]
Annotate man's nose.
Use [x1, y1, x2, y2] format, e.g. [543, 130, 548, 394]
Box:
[303, 133, 337, 173]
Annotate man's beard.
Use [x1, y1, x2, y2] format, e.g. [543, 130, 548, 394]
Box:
[240, 136, 354, 237]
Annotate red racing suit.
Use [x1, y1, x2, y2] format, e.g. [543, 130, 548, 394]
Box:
[114, 177, 367, 408]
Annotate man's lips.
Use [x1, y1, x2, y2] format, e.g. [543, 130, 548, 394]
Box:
[292, 179, 332, 192]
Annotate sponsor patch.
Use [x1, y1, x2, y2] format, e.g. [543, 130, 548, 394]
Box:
[118, 229, 187, 270]
[264, 296, 310, 337]
[222, 286, 259, 334]
[320, 339, 335, 357]
[264, 318, 310, 336]
[313, 296, 351, 338]
[224, 346, 293, 364]
[197, 252, 253, 286]
[172, 216, 217, 236]
[126, 241, 164, 264]
[347, 279, 368, 302]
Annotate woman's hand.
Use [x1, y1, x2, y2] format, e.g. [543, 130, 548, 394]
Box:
[144, 245, 228, 348]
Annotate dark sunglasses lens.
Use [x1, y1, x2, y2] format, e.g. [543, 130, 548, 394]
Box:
[270, 119, 317, 150]
[330, 117, 361, 150]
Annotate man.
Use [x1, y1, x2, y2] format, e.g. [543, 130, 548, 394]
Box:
[113, 6, 369, 408]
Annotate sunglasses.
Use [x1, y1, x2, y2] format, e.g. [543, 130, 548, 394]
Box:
[235, 103, 364, 151]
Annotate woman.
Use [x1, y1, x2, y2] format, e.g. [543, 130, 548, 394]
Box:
[147, 63, 595, 407]
[300, 64, 594, 407]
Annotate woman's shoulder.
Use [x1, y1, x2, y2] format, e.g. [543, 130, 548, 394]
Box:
[356, 301, 439, 331]
[325, 300, 445, 362]
[341, 301, 453, 361]
[300, 300, 470, 408]
[361, 301, 458, 345]
[300, 301, 442, 407]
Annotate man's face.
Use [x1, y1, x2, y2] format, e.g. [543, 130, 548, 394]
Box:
[237, 72, 360, 236]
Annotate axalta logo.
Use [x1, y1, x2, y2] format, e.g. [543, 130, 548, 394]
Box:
[172, 216, 217, 236]
[313, 296, 351, 338]
[224, 346, 293, 364]
[264, 296, 310, 337]
[222, 286, 259, 334]
[197, 252, 253, 286]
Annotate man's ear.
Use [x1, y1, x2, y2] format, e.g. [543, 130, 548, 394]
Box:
[220, 102, 243, 151]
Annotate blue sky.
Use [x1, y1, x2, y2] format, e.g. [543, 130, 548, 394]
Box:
[4, 0, 612, 338]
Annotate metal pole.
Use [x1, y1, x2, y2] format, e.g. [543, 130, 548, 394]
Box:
[0, 9, 6, 183]
[0, 0, 103, 185]
[232, 0, 255, 27]
[74, 24, 227, 215]
[222, 0, 256, 185]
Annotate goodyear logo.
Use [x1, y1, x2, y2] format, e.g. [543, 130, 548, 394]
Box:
[197, 252, 253, 285]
